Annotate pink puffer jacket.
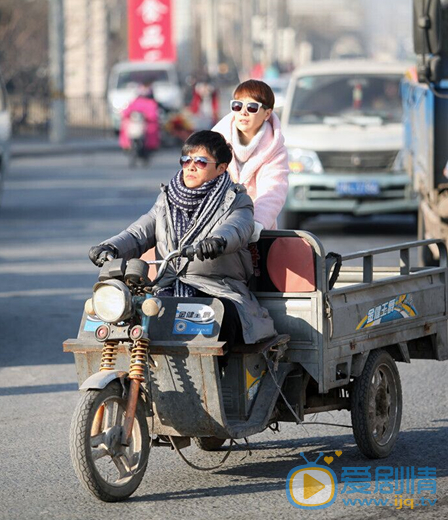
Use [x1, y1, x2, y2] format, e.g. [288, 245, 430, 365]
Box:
[213, 111, 289, 229]
[119, 97, 160, 150]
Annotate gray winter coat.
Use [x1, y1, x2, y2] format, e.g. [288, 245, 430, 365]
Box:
[102, 182, 276, 344]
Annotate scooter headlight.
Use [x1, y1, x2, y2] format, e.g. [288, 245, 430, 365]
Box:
[92, 279, 133, 323]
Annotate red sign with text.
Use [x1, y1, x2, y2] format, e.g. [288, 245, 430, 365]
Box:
[128, 0, 176, 62]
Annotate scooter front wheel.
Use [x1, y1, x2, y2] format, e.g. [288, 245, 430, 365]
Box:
[70, 381, 150, 502]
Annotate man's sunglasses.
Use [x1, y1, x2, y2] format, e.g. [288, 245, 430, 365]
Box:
[179, 155, 218, 169]
[230, 99, 268, 114]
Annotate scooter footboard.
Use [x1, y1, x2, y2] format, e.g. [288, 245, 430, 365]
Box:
[149, 351, 294, 439]
[149, 353, 228, 438]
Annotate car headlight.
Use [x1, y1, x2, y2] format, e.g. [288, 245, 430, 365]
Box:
[288, 148, 323, 174]
[92, 279, 133, 323]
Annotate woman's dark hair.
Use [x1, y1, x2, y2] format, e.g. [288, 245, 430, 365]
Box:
[182, 130, 233, 166]
[233, 79, 275, 109]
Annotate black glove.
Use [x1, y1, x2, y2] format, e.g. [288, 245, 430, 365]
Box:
[88, 244, 118, 267]
[196, 237, 227, 261]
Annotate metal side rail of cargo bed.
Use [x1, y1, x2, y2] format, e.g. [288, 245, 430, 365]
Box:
[321, 238, 448, 393]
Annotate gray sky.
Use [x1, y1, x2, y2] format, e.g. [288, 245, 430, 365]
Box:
[361, 0, 413, 59]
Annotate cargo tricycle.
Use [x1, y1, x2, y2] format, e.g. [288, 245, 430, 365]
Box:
[64, 230, 448, 501]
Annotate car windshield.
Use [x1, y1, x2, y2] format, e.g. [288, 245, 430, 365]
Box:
[288, 74, 403, 124]
[116, 70, 170, 89]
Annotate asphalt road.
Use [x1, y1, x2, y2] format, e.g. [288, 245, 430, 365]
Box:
[0, 148, 446, 520]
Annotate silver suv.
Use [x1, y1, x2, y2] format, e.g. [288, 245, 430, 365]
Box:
[281, 60, 418, 228]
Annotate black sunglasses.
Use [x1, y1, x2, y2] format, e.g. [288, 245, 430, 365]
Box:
[179, 155, 218, 170]
[230, 99, 268, 114]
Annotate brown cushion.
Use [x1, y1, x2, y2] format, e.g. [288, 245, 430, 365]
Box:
[266, 237, 316, 292]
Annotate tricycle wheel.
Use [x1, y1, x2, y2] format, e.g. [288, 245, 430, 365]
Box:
[194, 436, 226, 451]
[351, 349, 402, 459]
[70, 381, 149, 502]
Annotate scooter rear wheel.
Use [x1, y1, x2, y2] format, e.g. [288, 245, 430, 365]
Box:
[70, 381, 150, 502]
[351, 350, 402, 459]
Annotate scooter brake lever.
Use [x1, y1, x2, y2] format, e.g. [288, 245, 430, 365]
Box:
[97, 251, 116, 267]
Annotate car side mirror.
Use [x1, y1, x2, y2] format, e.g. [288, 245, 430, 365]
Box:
[413, 0, 442, 55]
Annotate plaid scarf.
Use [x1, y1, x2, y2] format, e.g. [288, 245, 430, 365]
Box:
[165, 169, 232, 296]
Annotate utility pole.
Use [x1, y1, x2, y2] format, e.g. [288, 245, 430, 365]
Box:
[266, 0, 278, 68]
[241, 0, 253, 77]
[202, 0, 218, 76]
[49, 0, 66, 142]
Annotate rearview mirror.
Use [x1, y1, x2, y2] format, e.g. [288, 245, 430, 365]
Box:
[413, 0, 442, 55]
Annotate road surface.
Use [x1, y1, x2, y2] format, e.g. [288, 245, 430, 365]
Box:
[0, 149, 445, 519]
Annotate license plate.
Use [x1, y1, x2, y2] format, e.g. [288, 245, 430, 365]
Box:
[336, 181, 380, 196]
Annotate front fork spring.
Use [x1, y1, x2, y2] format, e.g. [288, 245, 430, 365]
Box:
[129, 338, 149, 382]
[99, 341, 119, 371]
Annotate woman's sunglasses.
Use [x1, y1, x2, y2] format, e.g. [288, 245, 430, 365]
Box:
[179, 155, 218, 169]
[230, 99, 268, 114]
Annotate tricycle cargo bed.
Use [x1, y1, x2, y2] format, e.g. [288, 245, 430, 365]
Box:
[252, 232, 448, 393]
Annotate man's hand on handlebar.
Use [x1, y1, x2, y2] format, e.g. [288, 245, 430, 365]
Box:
[195, 237, 227, 261]
[89, 244, 118, 267]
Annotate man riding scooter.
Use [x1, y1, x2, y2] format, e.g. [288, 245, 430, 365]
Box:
[119, 83, 160, 166]
[90, 130, 276, 361]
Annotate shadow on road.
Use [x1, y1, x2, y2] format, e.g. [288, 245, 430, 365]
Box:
[0, 382, 79, 396]
[132, 424, 448, 503]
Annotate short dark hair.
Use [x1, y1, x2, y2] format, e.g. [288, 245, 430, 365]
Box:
[182, 130, 233, 166]
[233, 79, 275, 109]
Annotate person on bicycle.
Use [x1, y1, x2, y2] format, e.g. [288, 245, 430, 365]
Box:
[89, 130, 276, 353]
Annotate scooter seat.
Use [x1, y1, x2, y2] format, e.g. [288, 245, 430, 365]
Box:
[232, 333, 290, 354]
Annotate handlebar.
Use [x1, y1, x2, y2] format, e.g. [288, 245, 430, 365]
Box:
[97, 245, 197, 287]
[97, 251, 116, 266]
[144, 245, 196, 286]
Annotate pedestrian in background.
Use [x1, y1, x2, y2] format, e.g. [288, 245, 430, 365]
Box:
[119, 83, 160, 153]
[190, 75, 220, 127]
[213, 79, 289, 242]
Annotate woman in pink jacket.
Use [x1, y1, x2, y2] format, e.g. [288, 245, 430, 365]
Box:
[213, 79, 289, 241]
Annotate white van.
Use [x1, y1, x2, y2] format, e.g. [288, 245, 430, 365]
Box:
[281, 60, 418, 227]
[107, 61, 183, 131]
[0, 72, 11, 198]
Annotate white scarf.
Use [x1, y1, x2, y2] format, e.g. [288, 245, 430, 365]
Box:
[231, 121, 267, 178]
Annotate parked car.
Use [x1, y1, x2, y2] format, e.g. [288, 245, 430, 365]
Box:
[107, 61, 183, 132]
[281, 60, 418, 228]
[0, 72, 11, 202]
